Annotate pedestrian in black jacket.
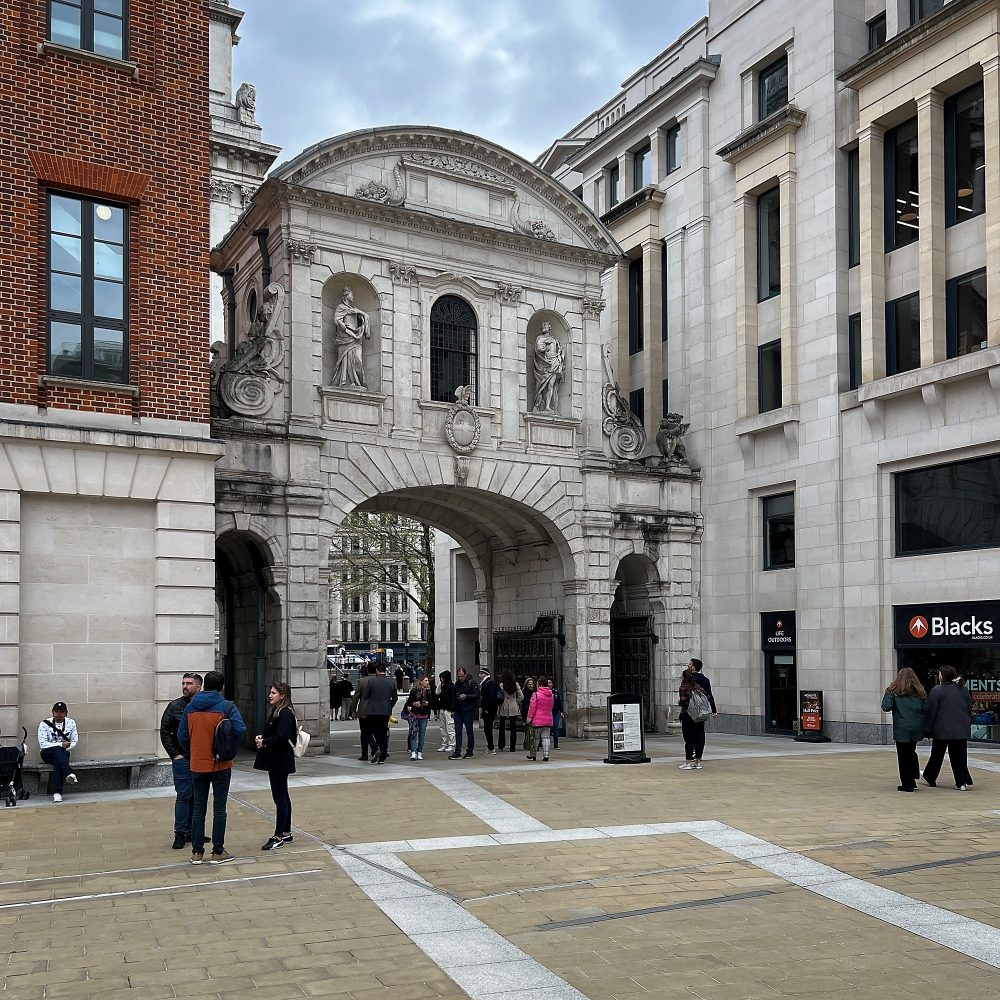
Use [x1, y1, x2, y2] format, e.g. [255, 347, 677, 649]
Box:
[450, 667, 480, 759]
[922, 665, 974, 790]
[435, 670, 456, 752]
[363, 665, 398, 765]
[478, 668, 500, 754]
[158, 672, 203, 849]
[678, 658, 717, 770]
[254, 682, 298, 851]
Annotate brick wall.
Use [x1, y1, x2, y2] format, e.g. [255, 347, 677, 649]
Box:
[0, 1, 210, 422]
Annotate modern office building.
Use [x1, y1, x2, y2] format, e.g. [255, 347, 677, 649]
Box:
[536, 0, 1000, 741]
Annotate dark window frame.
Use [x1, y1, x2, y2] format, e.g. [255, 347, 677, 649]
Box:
[758, 338, 782, 413]
[885, 292, 921, 376]
[757, 185, 781, 302]
[628, 256, 643, 355]
[763, 492, 795, 570]
[628, 387, 644, 425]
[946, 267, 987, 360]
[910, 0, 945, 26]
[884, 118, 919, 252]
[46, 190, 130, 384]
[429, 294, 478, 404]
[661, 378, 669, 419]
[867, 13, 887, 50]
[848, 148, 860, 268]
[48, 0, 128, 60]
[633, 143, 651, 190]
[661, 242, 668, 342]
[758, 54, 789, 121]
[665, 123, 681, 174]
[895, 453, 1000, 557]
[848, 313, 861, 391]
[608, 164, 620, 208]
[944, 82, 985, 228]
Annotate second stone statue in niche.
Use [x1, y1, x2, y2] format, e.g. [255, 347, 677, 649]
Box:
[332, 287, 371, 388]
[532, 322, 565, 413]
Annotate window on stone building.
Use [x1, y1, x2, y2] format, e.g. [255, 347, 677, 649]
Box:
[848, 148, 860, 268]
[666, 124, 681, 174]
[629, 388, 644, 425]
[420, 621, 427, 641]
[886, 292, 921, 376]
[362, 621, 370, 641]
[633, 144, 651, 189]
[341, 620, 349, 640]
[389, 592, 399, 613]
[389, 621, 399, 642]
[896, 454, 1000, 556]
[945, 83, 985, 227]
[757, 186, 781, 301]
[661, 378, 669, 419]
[848, 313, 862, 391]
[401, 621, 408, 641]
[341, 594, 349, 613]
[47, 192, 128, 384]
[867, 14, 887, 50]
[910, 0, 945, 25]
[661, 243, 668, 342]
[351, 595, 361, 614]
[572, 185, 583, 202]
[758, 339, 782, 413]
[400, 565, 408, 584]
[946, 269, 987, 359]
[49, 0, 127, 60]
[352, 621, 361, 642]
[380, 620, 387, 642]
[608, 164, 620, 208]
[763, 492, 795, 570]
[628, 256, 643, 355]
[758, 55, 788, 121]
[885, 119, 919, 250]
[430, 295, 478, 404]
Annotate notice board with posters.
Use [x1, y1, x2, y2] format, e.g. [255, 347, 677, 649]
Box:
[604, 692, 650, 764]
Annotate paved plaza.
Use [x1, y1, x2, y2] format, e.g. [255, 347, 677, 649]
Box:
[2, 732, 1000, 1000]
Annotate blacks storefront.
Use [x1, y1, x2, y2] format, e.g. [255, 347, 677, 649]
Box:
[761, 611, 796, 733]
[894, 600, 1000, 741]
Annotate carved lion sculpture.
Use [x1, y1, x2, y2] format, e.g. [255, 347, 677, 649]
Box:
[656, 413, 690, 466]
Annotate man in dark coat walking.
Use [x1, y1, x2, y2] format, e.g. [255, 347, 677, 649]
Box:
[159, 672, 203, 849]
[363, 664, 398, 765]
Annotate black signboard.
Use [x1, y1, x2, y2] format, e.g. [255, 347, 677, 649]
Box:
[760, 611, 796, 651]
[894, 601, 1000, 647]
[793, 689, 831, 743]
[604, 692, 650, 764]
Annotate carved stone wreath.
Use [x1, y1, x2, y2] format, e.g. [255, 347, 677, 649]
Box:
[444, 385, 481, 455]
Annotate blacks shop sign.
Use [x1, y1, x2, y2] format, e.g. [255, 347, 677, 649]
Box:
[761, 611, 796, 650]
[894, 601, 1000, 647]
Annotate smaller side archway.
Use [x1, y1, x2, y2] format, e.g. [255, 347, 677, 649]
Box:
[611, 553, 661, 730]
[322, 274, 382, 390]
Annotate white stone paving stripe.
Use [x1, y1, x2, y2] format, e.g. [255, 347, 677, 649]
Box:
[331, 849, 588, 1000]
[691, 828, 1000, 969]
[423, 772, 551, 832]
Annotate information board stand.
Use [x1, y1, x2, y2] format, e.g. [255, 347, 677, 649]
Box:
[793, 689, 831, 742]
[604, 692, 650, 763]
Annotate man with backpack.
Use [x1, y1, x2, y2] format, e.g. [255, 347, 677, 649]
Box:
[177, 670, 246, 865]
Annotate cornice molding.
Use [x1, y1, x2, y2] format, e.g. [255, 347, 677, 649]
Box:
[716, 106, 807, 164]
[600, 185, 666, 228]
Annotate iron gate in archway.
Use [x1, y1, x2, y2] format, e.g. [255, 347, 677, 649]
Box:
[492, 614, 564, 690]
[611, 612, 656, 729]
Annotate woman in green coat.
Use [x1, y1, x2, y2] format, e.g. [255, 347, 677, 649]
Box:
[881, 667, 927, 792]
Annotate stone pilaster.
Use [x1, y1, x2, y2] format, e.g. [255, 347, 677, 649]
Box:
[640, 238, 663, 437]
[859, 124, 887, 382]
[474, 588, 493, 671]
[778, 170, 798, 405]
[917, 90, 946, 366]
[611, 261, 631, 395]
[0, 490, 19, 735]
[983, 56, 1000, 348]
[390, 272, 416, 436]
[287, 236, 317, 421]
[735, 193, 757, 417]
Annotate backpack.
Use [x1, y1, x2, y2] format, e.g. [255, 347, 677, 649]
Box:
[496, 683, 506, 705]
[212, 702, 240, 761]
[291, 724, 310, 758]
[687, 688, 713, 724]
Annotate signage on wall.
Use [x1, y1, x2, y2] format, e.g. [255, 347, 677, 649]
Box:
[793, 689, 830, 743]
[894, 601, 1000, 647]
[760, 611, 796, 650]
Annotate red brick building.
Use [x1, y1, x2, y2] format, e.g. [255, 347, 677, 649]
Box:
[0, 2, 222, 769]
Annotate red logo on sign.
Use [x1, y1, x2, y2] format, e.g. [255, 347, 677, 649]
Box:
[909, 616, 929, 638]
[775, 620, 783, 631]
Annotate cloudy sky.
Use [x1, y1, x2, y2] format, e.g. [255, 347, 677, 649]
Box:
[232, 0, 707, 166]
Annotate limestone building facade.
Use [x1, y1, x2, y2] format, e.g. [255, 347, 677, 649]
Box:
[210, 126, 703, 742]
[0, 2, 221, 764]
[541, 0, 1000, 741]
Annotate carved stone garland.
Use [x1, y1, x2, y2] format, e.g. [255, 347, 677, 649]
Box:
[601, 345, 645, 460]
[444, 385, 481, 487]
[217, 282, 286, 418]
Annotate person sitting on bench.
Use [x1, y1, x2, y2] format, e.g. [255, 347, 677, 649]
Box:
[38, 701, 78, 803]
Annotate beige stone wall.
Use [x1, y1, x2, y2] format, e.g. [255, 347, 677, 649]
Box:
[20, 496, 156, 758]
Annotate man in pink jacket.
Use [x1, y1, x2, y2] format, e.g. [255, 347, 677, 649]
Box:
[526, 679, 555, 762]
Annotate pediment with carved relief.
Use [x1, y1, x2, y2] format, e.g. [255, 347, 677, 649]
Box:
[273, 126, 617, 256]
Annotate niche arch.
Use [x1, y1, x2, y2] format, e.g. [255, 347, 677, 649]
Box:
[526, 309, 571, 417]
[322, 273, 382, 391]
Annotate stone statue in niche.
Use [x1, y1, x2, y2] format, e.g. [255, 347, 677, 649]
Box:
[332, 287, 371, 388]
[235, 82, 257, 126]
[532, 322, 565, 413]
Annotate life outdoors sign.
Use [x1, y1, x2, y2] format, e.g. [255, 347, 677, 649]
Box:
[760, 611, 796, 651]
[894, 601, 1000, 647]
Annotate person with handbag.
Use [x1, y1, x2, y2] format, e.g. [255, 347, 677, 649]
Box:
[880, 667, 927, 792]
[404, 676, 433, 760]
[497, 671, 523, 753]
[526, 676, 555, 762]
[678, 658, 716, 770]
[922, 665, 974, 790]
[254, 682, 298, 851]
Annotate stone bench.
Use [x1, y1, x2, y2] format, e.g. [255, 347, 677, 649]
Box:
[22, 755, 166, 795]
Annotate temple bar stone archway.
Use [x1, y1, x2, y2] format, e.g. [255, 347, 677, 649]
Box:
[211, 126, 702, 747]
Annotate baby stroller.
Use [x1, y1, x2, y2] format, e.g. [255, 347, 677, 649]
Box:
[0, 727, 30, 806]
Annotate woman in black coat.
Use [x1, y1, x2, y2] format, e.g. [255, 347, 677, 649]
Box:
[922, 665, 974, 790]
[254, 682, 298, 850]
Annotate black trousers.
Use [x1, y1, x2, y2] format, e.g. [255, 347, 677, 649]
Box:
[358, 717, 377, 757]
[268, 770, 292, 835]
[482, 710, 497, 751]
[369, 715, 390, 759]
[923, 738, 972, 787]
[498, 716, 517, 751]
[894, 741, 920, 789]
[680, 712, 706, 761]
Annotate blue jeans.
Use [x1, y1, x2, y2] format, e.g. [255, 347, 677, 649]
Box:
[552, 711, 561, 748]
[453, 709, 475, 753]
[191, 769, 232, 855]
[412, 717, 428, 752]
[171, 757, 194, 835]
[40, 746, 71, 793]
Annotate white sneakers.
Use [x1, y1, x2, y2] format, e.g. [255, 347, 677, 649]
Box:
[410, 751, 417, 760]
[66, 773, 78, 784]
[410, 751, 425, 761]
[417, 752, 423, 760]
[53, 793, 63, 803]
[678, 761, 703, 770]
